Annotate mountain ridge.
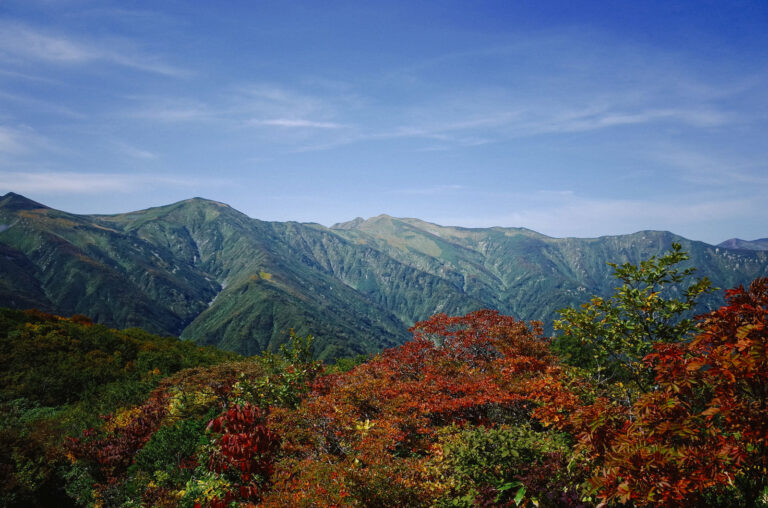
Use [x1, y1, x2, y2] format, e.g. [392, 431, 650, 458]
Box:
[1, 192, 766, 359]
[718, 237, 768, 251]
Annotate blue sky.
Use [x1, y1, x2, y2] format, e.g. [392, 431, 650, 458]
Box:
[0, 0, 766, 244]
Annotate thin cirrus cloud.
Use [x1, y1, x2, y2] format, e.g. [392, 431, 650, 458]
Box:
[365, 32, 756, 146]
[382, 91, 734, 144]
[0, 126, 27, 154]
[0, 125, 54, 156]
[0, 89, 86, 119]
[283, 104, 730, 154]
[115, 143, 158, 160]
[278, 77, 738, 153]
[123, 84, 350, 128]
[111, 42, 744, 153]
[396, 184, 465, 196]
[234, 84, 335, 118]
[522, 107, 732, 134]
[248, 118, 347, 129]
[127, 104, 213, 123]
[0, 21, 186, 77]
[648, 147, 768, 188]
[0, 171, 220, 194]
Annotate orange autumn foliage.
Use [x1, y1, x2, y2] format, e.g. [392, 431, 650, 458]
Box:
[575, 278, 768, 506]
[263, 310, 577, 506]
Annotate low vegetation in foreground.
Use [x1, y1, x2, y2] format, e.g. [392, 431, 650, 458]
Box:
[2, 244, 768, 507]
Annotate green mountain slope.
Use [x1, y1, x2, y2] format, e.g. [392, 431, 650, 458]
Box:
[0, 193, 219, 335]
[0, 194, 408, 359]
[330, 216, 768, 325]
[1, 192, 767, 358]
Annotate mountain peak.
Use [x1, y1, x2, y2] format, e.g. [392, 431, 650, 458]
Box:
[0, 192, 49, 212]
[331, 214, 400, 230]
[183, 196, 231, 207]
[718, 238, 768, 251]
[331, 217, 365, 230]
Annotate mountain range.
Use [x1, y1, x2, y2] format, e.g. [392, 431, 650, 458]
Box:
[1, 191, 766, 360]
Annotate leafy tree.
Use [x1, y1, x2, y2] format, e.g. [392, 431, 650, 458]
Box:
[545, 278, 768, 507]
[591, 277, 768, 506]
[241, 330, 321, 409]
[554, 242, 713, 393]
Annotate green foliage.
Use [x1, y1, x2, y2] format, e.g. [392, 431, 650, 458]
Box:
[554, 242, 714, 392]
[130, 419, 208, 483]
[326, 353, 371, 373]
[179, 469, 232, 508]
[0, 398, 72, 507]
[0, 308, 237, 407]
[232, 331, 321, 409]
[0, 308, 238, 507]
[116, 419, 211, 507]
[61, 461, 96, 507]
[280, 329, 315, 366]
[701, 477, 768, 508]
[433, 424, 572, 507]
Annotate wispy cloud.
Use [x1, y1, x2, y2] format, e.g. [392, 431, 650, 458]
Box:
[396, 184, 465, 195]
[249, 118, 347, 129]
[0, 171, 222, 194]
[0, 125, 52, 155]
[0, 22, 187, 76]
[0, 126, 28, 154]
[232, 83, 361, 135]
[374, 99, 734, 150]
[0, 89, 85, 119]
[130, 106, 212, 123]
[356, 30, 761, 150]
[123, 96, 213, 122]
[123, 84, 354, 131]
[650, 147, 768, 188]
[523, 107, 732, 134]
[0, 67, 68, 84]
[235, 84, 336, 119]
[115, 143, 158, 160]
[284, 103, 730, 154]
[282, 90, 737, 154]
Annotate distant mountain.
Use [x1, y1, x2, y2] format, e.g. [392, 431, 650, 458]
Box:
[1, 192, 767, 359]
[718, 238, 768, 251]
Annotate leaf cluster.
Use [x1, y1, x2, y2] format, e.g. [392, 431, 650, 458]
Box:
[554, 243, 714, 394]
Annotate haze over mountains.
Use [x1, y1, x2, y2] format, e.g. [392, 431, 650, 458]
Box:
[1, 191, 766, 360]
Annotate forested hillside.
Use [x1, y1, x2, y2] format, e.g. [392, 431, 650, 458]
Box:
[2, 192, 767, 359]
